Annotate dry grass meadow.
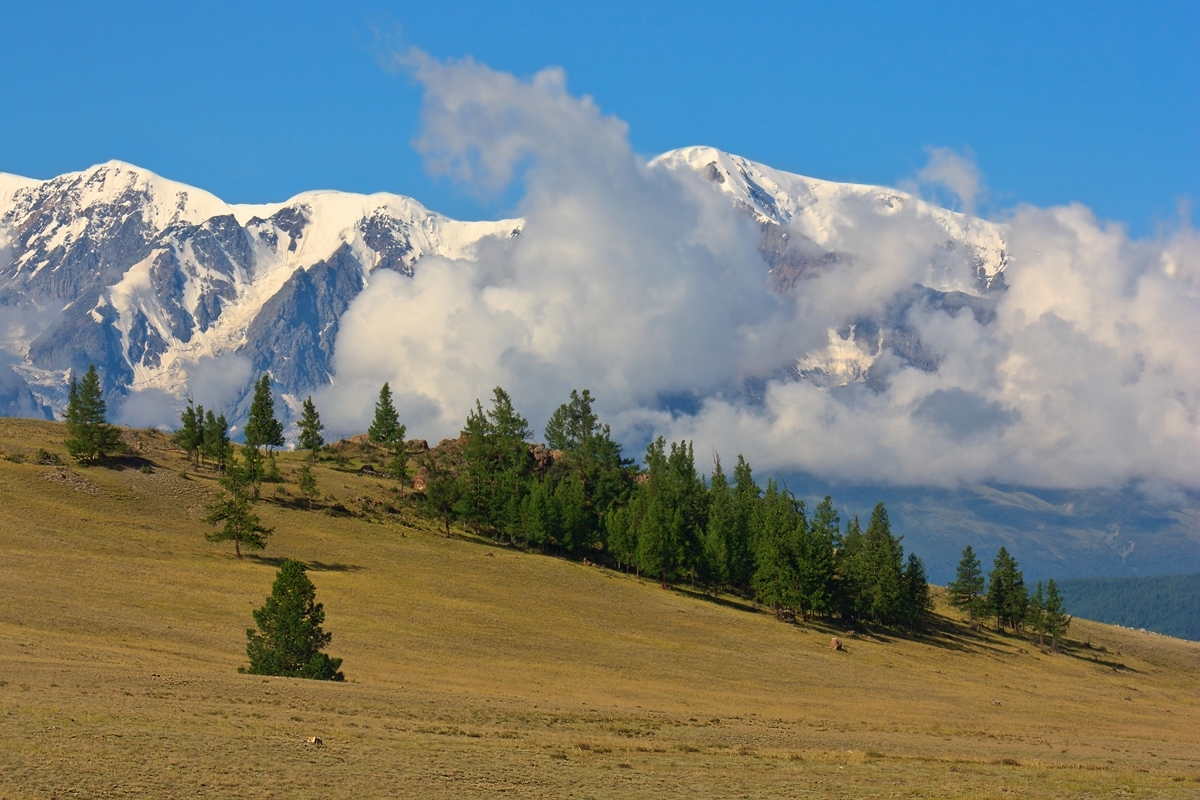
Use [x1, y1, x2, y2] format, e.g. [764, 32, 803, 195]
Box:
[1, 418, 1198, 798]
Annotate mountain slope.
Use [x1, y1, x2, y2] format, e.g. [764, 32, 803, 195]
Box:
[0, 151, 1010, 420]
[0, 161, 517, 415]
[1, 417, 1198, 797]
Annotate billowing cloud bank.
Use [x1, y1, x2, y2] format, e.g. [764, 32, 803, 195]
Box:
[319, 52, 1200, 492]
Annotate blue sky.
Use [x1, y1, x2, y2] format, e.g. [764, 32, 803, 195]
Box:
[1, 1, 1195, 235]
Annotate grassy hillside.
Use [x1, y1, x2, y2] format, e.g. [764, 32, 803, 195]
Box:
[1059, 574, 1200, 641]
[2, 419, 1199, 798]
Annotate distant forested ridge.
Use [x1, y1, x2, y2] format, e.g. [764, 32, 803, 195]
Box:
[1058, 574, 1200, 641]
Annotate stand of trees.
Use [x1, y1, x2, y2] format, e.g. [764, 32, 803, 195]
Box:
[418, 386, 931, 628]
[948, 545, 1072, 650]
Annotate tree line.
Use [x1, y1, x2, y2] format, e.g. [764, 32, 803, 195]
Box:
[946, 545, 1072, 649]
[420, 386, 933, 628]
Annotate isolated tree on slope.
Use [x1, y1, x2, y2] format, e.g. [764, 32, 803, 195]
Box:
[202, 459, 272, 557]
[297, 395, 324, 462]
[244, 374, 285, 453]
[297, 462, 320, 510]
[243, 560, 344, 681]
[64, 365, 121, 464]
[368, 382, 409, 483]
[368, 382, 405, 450]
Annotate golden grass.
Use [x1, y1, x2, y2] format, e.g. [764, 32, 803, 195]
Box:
[2, 418, 1199, 797]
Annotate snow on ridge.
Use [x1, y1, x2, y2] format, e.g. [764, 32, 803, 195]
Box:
[652, 145, 1008, 286]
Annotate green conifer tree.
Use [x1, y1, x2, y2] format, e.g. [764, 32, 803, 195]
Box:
[750, 479, 803, 617]
[947, 545, 987, 625]
[901, 552, 933, 625]
[421, 454, 462, 538]
[1043, 578, 1071, 651]
[243, 374, 284, 452]
[727, 455, 759, 590]
[174, 400, 202, 467]
[202, 456, 272, 557]
[854, 503, 906, 625]
[243, 560, 344, 680]
[63, 365, 121, 464]
[297, 395, 325, 462]
[703, 455, 734, 587]
[368, 382, 405, 450]
[297, 463, 319, 510]
[987, 547, 1028, 632]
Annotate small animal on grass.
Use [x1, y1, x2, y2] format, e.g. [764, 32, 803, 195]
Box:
[304, 736, 323, 746]
[830, 637, 845, 651]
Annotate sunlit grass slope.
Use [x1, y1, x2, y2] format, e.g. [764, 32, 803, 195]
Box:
[1, 419, 1198, 798]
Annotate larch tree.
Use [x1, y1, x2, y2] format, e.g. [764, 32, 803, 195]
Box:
[1042, 578, 1071, 651]
[947, 545, 987, 626]
[64, 365, 121, 464]
[987, 547, 1028, 632]
[174, 400, 203, 467]
[202, 458, 273, 557]
[297, 462, 320, 510]
[244, 374, 285, 453]
[243, 560, 344, 680]
[297, 395, 325, 462]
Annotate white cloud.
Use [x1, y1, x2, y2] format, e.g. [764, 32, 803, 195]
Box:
[914, 146, 985, 215]
[321, 52, 1200, 492]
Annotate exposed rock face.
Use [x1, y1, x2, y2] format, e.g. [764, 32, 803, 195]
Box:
[238, 244, 366, 392]
[0, 148, 1007, 421]
[0, 365, 52, 419]
[0, 162, 516, 417]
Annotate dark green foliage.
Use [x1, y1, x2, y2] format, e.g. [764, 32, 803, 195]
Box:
[174, 401, 202, 466]
[1057, 573, 1200, 641]
[243, 375, 284, 452]
[727, 456, 758, 589]
[543, 389, 598, 453]
[947, 545, 987, 624]
[297, 463, 319, 510]
[368, 382, 405, 451]
[750, 480, 803, 615]
[64, 365, 121, 464]
[901, 553, 933, 625]
[703, 456, 734, 587]
[535, 389, 635, 555]
[987, 547, 1028, 632]
[796, 495, 840, 618]
[455, 388, 532, 540]
[847, 503, 908, 625]
[201, 410, 232, 470]
[1041, 579, 1070, 650]
[297, 396, 324, 460]
[202, 457, 272, 557]
[243, 560, 343, 681]
[421, 453, 462, 537]
[624, 438, 708, 587]
[389, 386, 939, 630]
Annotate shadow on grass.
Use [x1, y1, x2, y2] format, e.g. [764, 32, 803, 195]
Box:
[673, 587, 765, 616]
[1059, 641, 1138, 673]
[101, 455, 156, 471]
[245, 554, 365, 573]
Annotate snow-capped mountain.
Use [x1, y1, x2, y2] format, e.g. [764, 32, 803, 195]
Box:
[0, 161, 517, 417]
[0, 149, 1006, 421]
[655, 146, 1007, 389]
